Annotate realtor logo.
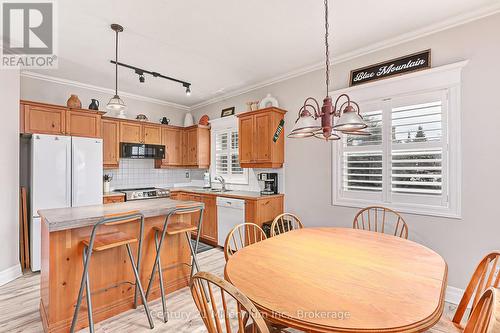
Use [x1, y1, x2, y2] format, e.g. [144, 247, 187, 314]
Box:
[2, 1, 57, 68]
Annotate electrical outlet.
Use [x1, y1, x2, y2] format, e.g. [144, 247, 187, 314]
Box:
[185, 171, 190, 179]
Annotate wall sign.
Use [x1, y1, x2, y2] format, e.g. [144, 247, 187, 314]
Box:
[349, 50, 431, 86]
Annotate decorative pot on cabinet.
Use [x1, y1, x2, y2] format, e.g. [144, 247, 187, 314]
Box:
[88, 99, 99, 110]
[66, 94, 82, 108]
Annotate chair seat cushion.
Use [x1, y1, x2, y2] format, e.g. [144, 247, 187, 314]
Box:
[83, 231, 137, 252]
[153, 222, 197, 236]
[426, 316, 463, 333]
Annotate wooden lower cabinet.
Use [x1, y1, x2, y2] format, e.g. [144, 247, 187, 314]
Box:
[245, 195, 284, 228]
[103, 194, 125, 204]
[171, 191, 284, 246]
[200, 195, 217, 244]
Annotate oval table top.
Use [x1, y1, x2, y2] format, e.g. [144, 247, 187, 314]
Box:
[225, 228, 447, 333]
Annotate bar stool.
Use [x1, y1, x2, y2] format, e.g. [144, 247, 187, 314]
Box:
[70, 211, 154, 333]
[145, 204, 204, 323]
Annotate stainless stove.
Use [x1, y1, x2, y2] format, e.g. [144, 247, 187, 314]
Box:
[116, 187, 170, 201]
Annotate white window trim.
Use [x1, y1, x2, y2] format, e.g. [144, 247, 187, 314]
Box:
[332, 60, 467, 219]
[210, 115, 249, 185]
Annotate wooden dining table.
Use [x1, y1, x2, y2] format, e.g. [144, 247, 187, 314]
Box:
[224, 227, 448, 333]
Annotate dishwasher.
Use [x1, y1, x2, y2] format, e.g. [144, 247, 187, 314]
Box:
[216, 197, 245, 247]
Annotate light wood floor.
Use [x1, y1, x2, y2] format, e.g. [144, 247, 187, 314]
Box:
[0, 248, 458, 333]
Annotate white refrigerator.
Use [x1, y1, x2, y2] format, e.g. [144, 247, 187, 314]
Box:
[30, 134, 103, 271]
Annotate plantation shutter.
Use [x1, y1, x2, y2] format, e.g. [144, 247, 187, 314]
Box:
[214, 128, 246, 183]
[390, 96, 445, 200]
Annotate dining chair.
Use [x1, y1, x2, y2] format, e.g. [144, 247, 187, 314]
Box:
[224, 223, 267, 262]
[190, 271, 270, 333]
[270, 213, 304, 237]
[352, 206, 409, 239]
[427, 252, 500, 332]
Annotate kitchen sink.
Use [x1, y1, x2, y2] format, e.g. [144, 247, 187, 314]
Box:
[197, 188, 232, 193]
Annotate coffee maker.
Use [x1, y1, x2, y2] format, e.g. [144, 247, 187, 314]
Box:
[257, 173, 278, 195]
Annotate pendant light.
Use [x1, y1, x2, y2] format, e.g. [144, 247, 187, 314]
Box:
[107, 23, 126, 117]
[288, 0, 368, 141]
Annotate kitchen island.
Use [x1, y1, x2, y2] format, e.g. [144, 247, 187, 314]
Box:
[38, 198, 203, 333]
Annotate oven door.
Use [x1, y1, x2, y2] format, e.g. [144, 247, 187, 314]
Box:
[120, 143, 165, 159]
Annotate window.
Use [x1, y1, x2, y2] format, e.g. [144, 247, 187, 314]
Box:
[333, 61, 465, 218]
[211, 116, 248, 184]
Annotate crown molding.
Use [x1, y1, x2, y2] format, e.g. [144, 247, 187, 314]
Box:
[190, 4, 500, 110]
[20, 71, 190, 111]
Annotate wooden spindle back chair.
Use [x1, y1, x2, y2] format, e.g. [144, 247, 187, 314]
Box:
[463, 287, 497, 333]
[270, 213, 304, 237]
[190, 272, 270, 333]
[353, 206, 409, 239]
[453, 252, 500, 327]
[224, 223, 267, 262]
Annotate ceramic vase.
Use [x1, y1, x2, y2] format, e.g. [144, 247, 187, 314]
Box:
[184, 113, 194, 127]
[66, 94, 82, 108]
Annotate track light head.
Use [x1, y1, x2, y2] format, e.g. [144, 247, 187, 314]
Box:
[139, 74, 145, 83]
[185, 85, 191, 96]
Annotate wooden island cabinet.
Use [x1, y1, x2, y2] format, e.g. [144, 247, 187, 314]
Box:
[37, 199, 201, 333]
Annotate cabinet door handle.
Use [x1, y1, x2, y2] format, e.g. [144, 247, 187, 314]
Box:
[263, 200, 270, 206]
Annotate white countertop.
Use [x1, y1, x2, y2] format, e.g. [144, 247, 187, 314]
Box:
[38, 198, 203, 232]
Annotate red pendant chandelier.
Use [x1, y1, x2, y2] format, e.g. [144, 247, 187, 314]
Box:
[288, 0, 368, 141]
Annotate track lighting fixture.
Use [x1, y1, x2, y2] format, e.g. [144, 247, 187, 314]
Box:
[110, 60, 192, 96]
[135, 69, 145, 83]
[184, 84, 191, 96]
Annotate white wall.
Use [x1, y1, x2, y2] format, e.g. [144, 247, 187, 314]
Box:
[21, 75, 189, 126]
[0, 70, 21, 285]
[191, 14, 500, 290]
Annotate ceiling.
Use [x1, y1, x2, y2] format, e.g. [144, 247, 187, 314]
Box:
[30, 0, 499, 108]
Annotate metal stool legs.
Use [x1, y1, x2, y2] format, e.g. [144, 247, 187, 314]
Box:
[145, 207, 205, 323]
[70, 213, 153, 333]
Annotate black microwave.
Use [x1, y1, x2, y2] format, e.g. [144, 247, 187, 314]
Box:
[120, 143, 165, 159]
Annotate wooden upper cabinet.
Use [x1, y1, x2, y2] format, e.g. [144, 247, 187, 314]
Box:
[66, 109, 102, 138]
[21, 102, 66, 135]
[155, 127, 182, 168]
[186, 128, 198, 165]
[239, 116, 254, 164]
[254, 113, 272, 162]
[102, 119, 120, 169]
[119, 121, 142, 144]
[143, 124, 162, 145]
[237, 107, 286, 168]
[20, 101, 104, 138]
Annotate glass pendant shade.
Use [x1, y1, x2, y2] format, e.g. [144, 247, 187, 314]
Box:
[333, 108, 367, 132]
[107, 94, 126, 112]
[288, 110, 321, 138]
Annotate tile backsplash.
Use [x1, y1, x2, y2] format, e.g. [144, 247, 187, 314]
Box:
[105, 159, 205, 190]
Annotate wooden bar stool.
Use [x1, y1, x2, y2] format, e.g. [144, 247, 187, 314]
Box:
[145, 204, 204, 323]
[70, 211, 154, 333]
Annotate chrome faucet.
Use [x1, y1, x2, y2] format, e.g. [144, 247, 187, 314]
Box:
[214, 176, 227, 192]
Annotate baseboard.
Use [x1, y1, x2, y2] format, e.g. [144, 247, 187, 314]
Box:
[446, 285, 465, 306]
[0, 263, 22, 286]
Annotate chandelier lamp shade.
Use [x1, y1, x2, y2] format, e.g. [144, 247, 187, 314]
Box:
[107, 23, 127, 116]
[288, 0, 368, 141]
